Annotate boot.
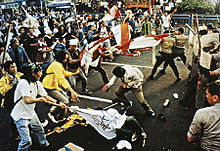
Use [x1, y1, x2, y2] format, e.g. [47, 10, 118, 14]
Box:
[141, 102, 155, 117]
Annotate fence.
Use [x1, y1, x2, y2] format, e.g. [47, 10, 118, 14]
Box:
[172, 14, 220, 32]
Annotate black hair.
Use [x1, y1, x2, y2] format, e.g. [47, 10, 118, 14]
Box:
[207, 82, 220, 97]
[4, 61, 15, 71]
[207, 23, 213, 30]
[112, 66, 126, 78]
[55, 50, 68, 63]
[59, 37, 65, 42]
[38, 34, 45, 39]
[10, 38, 18, 46]
[164, 30, 170, 33]
[177, 27, 184, 34]
[0, 42, 5, 48]
[199, 30, 208, 36]
[21, 63, 42, 83]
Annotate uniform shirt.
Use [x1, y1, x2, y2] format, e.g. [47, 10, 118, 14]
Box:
[175, 34, 188, 49]
[160, 36, 175, 54]
[187, 103, 220, 150]
[42, 60, 73, 91]
[108, 65, 143, 89]
[10, 80, 47, 121]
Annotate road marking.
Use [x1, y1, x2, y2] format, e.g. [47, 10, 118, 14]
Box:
[77, 94, 112, 103]
[102, 62, 162, 69]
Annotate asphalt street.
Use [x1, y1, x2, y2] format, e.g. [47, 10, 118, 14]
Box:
[1, 49, 200, 151]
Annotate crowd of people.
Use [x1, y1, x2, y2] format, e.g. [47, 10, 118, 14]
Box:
[0, 2, 219, 151]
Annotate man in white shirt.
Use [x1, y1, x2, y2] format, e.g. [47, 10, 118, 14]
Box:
[11, 63, 57, 151]
[103, 66, 155, 117]
[159, 6, 177, 32]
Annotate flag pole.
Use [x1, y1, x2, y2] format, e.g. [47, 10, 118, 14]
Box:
[2, 24, 12, 64]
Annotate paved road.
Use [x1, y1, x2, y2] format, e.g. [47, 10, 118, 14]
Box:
[1, 50, 200, 151]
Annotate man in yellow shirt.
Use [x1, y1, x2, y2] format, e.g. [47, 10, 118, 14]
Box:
[0, 61, 23, 111]
[42, 50, 80, 123]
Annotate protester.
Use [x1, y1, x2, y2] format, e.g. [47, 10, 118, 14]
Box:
[187, 82, 220, 151]
[0, 61, 22, 110]
[67, 39, 92, 95]
[103, 65, 155, 116]
[42, 50, 80, 123]
[159, 6, 177, 32]
[7, 38, 31, 72]
[10, 63, 57, 151]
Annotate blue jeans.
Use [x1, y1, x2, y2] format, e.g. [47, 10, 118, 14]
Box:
[14, 114, 49, 151]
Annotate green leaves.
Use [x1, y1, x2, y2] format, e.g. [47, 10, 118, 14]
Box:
[176, 0, 215, 14]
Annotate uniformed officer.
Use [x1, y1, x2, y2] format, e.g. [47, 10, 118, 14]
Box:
[149, 30, 181, 81]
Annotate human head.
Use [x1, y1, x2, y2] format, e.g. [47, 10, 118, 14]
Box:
[10, 38, 19, 48]
[55, 50, 68, 63]
[177, 27, 184, 34]
[28, 28, 34, 35]
[4, 61, 16, 75]
[206, 83, 220, 105]
[22, 63, 42, 82]
[206, 23, 213, 31]
[19, 27, 26, 34]
[38, 34, 45, 41]
[69, 39, 78, 50]
[0, 42, 5, 52]
[217, 22, 220, 28]
[112, 66, 126, 78]
[59, 37, 66, 44]
[164, 12, 168, 16]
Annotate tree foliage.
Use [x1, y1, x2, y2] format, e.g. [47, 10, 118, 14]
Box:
[176, 0, 215, 14]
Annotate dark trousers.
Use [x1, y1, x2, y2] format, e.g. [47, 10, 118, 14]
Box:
[163, 47, 186, 71]
[89, 65, 109, 84]
[151, 52, 179, 78]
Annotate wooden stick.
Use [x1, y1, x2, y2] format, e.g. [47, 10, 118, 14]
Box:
[103, 102, 119, 110]
[2, 24, 12, 64]
[195, 14, 202, 57]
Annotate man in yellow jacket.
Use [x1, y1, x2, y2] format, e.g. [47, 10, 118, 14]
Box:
[42, 50, 80, 123]
[0, 61, 23, 110]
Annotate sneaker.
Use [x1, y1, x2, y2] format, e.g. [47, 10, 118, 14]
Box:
[81, 89, 92, 95]
[141, 132, 147, 139]
[131, 132, 138, 142]
[141, 103, 155, 117]
[147, 109, 156, 117]
[48, 113, 58, 123]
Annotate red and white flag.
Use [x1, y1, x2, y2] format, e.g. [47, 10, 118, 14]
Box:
[115, 34, 168, 51]
[80, 35, 113, 75]
[102, 5, 121, 22]
[111, 22, 131, 46]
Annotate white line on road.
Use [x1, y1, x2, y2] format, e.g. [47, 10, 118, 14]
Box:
[102, 62, 162, 69]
